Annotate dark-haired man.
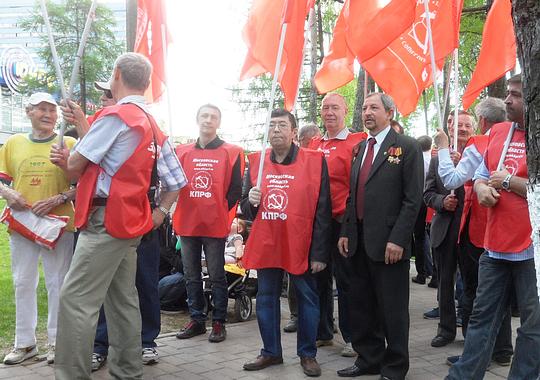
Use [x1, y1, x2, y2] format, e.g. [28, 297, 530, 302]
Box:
[241, 109, 331, 377]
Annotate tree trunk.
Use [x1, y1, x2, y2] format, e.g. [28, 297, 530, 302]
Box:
[511, 0, 540, 301]
[316, 3, 324, 64]
[308, 4, 318, 124]
[352, 67, 365, 131]
[487, 77, 507, 99]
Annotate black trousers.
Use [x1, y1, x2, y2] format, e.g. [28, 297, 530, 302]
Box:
[348, 226, 410, 380]
[432, 224, 460, 340]
[412, 204, 428, 278]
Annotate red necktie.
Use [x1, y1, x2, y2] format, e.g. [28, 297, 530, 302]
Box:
[356, 138, 376, 221]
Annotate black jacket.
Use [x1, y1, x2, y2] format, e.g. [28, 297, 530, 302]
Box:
[341, 128, 424, 262]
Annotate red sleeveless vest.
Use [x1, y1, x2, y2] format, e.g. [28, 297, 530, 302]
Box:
[483, 122, 531, 253]
[309, 132, 367, 218]
[75, 103, 166, 239]
[242, 148, 323, 275]
[173, 142, 243, 238]
[459, 135, 489, 247]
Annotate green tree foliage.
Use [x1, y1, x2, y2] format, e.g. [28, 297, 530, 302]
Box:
[19, 0, 124, 113]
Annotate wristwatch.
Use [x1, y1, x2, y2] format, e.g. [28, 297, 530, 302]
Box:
[501, 174, 512, 191]
[156, 205, 170, 215]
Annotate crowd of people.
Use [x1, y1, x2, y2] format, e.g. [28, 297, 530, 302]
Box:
[0, 51, 538, 380]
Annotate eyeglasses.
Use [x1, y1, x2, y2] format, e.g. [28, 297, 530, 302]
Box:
[269, 122, 290, 130]
[104, 90, 113, 99]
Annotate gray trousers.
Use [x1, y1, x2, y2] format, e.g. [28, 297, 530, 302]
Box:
[55, 207, 142, 380]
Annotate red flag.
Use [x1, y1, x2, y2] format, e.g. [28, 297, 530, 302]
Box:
[240, 0, 310, 111]
[347, 0, 417, 63]
[134, 0, 170, 103]
[313, 1, 355, 93]
[362, 0, 463, 115]
[462, 0, 516, 109]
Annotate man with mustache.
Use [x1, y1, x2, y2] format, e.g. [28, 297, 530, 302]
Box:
[241, 109, 331, 377]
[0, 93, 76, 366]
[337, 93, 423, 379]
[446, 74, 540, 380]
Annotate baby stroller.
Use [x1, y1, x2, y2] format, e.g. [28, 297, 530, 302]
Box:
[202, 264, 257, 322]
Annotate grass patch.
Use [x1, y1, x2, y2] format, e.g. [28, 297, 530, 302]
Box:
[0, 200, 49, 358]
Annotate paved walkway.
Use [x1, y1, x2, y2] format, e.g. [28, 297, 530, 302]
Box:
[0, 269, 514, 379]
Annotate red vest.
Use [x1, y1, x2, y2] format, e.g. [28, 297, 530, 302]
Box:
[74, 103, 166, 239]
[242, 148, 323, 275]
[309, 132, 367, 218]
[459, 135, 489, 247]
[173, 142, 243, 238]
[483, 122, 531, 252]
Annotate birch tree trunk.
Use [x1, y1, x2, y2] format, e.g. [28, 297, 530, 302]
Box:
[511, 0, 540, 300]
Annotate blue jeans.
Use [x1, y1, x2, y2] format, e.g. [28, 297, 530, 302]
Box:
[94, 230, 161, 355]
[257, 268, 319, 358]
[447, 254, 540, 380]
[159, 272, 186, 310]
[180, 236, 227, 322]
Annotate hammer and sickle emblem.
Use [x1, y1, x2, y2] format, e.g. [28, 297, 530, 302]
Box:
[194, 175, 209, 189]
[267, 193, 284, 210]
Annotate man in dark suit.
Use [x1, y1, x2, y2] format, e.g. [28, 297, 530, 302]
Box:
[424, 111, 474, 348]
[336, 93, 423, 380]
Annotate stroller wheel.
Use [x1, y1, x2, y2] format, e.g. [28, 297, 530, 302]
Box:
[234, 294, 252, 322]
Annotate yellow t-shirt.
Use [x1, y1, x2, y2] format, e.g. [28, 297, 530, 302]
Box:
[0, 133, 77, 231]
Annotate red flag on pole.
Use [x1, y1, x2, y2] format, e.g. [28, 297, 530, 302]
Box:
[462, 0, 516, 110]
[240, 0, 311, 111]
[362, 0, 463, 116]
[313, 1, 355, 93]
[134, 0, 170, 103]
[347, 0, 417, 63]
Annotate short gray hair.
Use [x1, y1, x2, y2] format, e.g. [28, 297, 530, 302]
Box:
[114, 52, 152, 91]
[366, 92, 396, 113]
[475, 97, 506, 124]
[298, 123, 320, 140]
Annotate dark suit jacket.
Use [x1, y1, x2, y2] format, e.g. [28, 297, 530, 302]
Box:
[341, 128, 424, 262]
[423, 156, 464, 249]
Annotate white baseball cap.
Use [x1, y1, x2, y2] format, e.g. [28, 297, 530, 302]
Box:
[27, 92, 57, 106]
[94, 81, 111, 91]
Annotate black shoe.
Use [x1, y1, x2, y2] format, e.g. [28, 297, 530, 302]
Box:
[423, 307, 440, 319]
[427, 280, 438, 288]
[283, 318, 298, 333]
[446, 355, 460, 366]
[431, 334, 454, 347]
[176, 320, 206, 339]
[412, 275, 426, 284]
[456, 316, 463, 328]
[492, 354, 512, 366]
[208, 321, 226, 343]
[337, 364, 379, 377]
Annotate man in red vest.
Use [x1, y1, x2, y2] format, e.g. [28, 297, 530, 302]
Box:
[447, 75, 540, 379]
[173, 104, 244, 343]
[51, 52, 187, 380]
[337, 93, 424, 379]
[434, 97, 514, 366]
[308, 93, 366, 356]
[241, 109, 332, 377]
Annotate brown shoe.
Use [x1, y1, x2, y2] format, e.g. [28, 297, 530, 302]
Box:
[243, 355, 283, 371]
[301, 357, 322, 377]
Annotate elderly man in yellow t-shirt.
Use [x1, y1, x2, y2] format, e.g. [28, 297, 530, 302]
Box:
[0, 92, 76, 366]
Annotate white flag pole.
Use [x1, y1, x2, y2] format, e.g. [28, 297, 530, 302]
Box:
[161, 23, 174, 139]
[256, 22, 288, 189]
[452, 49, 459, 152]
[423, 0, 444, 133]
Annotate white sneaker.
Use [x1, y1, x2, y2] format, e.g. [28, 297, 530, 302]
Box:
[3, 346, 38, 365]
[341, 342, 357, 357]
[142, 347, 159, 365]
[91, 353, 107, 372]
[46, 345, 55, 364]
